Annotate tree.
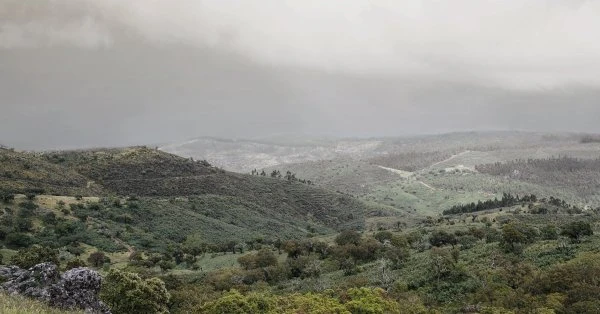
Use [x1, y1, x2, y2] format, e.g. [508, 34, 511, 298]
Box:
[500, 222, 538, 253]
[183, 233, 206, 257]
[0, 192, 15, 204]
[238, 249, 278, 270]
[5, 232, 33, 248]
[10, 245, 59, 269]
[428, 247, 458, 285]
[88, 251, 111, 267]
[429, 230, 458, 248]
[158, 260, 175, 272]
[101, 269, 171, 314]
[561, 221, 593, 243]
[335, 230, 362, 246]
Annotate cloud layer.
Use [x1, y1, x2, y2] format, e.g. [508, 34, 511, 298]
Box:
[3, 1, 600, 89]
[1, 1, 600, 149]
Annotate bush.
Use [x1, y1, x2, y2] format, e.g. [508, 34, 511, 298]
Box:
[335, 230, 362, 246]
[429, 230, 458, 247]
[500, 222, 538, 253]
[10, 245, 59, 269]
[238, 249, 278, 270]
[87, 251, 111, 267]
[65, 258, 87, 270]
[540, 225, 559, 240]
[0, 192, 15, 204]
[5, 232, 33, 248]
[561, 221, 593, 243]
[100, 269, 171, 314]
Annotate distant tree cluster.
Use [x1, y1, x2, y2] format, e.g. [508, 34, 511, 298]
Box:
[443, 193, 541, 215]
[251, 169, 313, 185]
[476, 156, 600, 197]
[581, 134, 600, 144]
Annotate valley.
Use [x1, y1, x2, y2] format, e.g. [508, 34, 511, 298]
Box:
[2, 131, 600, 313]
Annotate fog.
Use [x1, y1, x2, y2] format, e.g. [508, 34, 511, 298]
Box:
[1, 0, 600, 149]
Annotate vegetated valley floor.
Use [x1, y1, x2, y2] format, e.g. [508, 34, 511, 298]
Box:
[3, 131, 600, 313]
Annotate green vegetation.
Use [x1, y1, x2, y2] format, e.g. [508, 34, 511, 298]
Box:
[2, 134, 600, 313]
[100, 269, 170, 314]
[0, 293, 81, 314]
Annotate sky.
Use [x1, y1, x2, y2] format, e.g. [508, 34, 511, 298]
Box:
[1, 0, 600, 149]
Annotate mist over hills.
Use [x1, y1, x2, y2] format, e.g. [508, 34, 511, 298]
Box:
[4, 1, 600, 312]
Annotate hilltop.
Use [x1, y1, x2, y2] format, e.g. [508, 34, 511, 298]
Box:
[0, 147, 373, 250]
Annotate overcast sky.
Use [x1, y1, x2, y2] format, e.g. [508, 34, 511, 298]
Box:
[1, 0, 600, 149]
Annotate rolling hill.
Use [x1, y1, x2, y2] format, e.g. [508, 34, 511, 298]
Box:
[0, 146, 373, 251]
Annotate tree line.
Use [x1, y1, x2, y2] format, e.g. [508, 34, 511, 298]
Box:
[250, 169, 314, 185]
[442, 193, 575, 215]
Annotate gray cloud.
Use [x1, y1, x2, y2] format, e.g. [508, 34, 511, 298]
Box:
[4, 1, 600, 88]
[83, 0, 600, 89]
[1, 1, 600, 149]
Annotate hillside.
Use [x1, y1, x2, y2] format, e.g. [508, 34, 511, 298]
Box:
[0, 147, 371, 250]
[3, 136, 600, 314]
[159, 136, 384, 172]
[0, 148, 103, 196]
[160, 132, 596, 173]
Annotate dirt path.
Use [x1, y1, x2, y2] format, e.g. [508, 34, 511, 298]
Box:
[376, 165, 414, 178]
[429, 150, 472, 168]
[376, 165, 436, 191]
[418, 181, 436, 190]
[112, 236, 135, 254]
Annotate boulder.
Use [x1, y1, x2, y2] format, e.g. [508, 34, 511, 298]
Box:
[0, 263, 110, 314]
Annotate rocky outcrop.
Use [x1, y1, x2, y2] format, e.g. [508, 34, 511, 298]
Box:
[0, 263, 111, 314]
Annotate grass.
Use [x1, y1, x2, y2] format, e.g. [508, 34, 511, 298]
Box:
[0, 293, 81, 314]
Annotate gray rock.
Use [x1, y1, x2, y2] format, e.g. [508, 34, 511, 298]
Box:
[0, 263, 111, 314]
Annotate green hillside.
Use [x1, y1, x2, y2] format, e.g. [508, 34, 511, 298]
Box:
[0, 148, 103, 196]
[0, 147, 369, 252]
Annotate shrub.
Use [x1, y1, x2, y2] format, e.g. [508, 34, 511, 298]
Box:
[238, 249, 278, 270]
[87, 251, 111, 267]
[429, 230, 458, 247]
[201, 290, 274, 314]
[374, 231, 394, 243]
[500, 222, 538, 253]
[335, 230, 362, 246]
[0, 192, 15, 204]
[5, 232, 33, 248]
[540, 225, 559, 240]
[10, 245, 59, 269]
[65, 258, 87, 270]
[101, 269, 170, 314]
[560, 221, 593, 243]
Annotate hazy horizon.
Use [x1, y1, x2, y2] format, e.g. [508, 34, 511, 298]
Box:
[2, 1, 600, 149]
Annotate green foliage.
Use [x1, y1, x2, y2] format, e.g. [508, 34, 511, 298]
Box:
[560, 221, 593, 242]
[65, 258, 87, 270]
[201, 290, 276, 314]
[87, 251, 110, 267]
[182, 233, 206, 256]
[0, 192, 15, 204]
[200, 288, 428, 314]
[5, 232, 33, 247]
[237, 248, 278, 270]
[540, 224, 559, 240]
[500, 222, 538, 253]
[429, 230, 458, 247]
[10, 245, 59, 269]
[101, 269, 170, 314]
[0, 292, 81, 314]
[335, 230, 362, 246]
